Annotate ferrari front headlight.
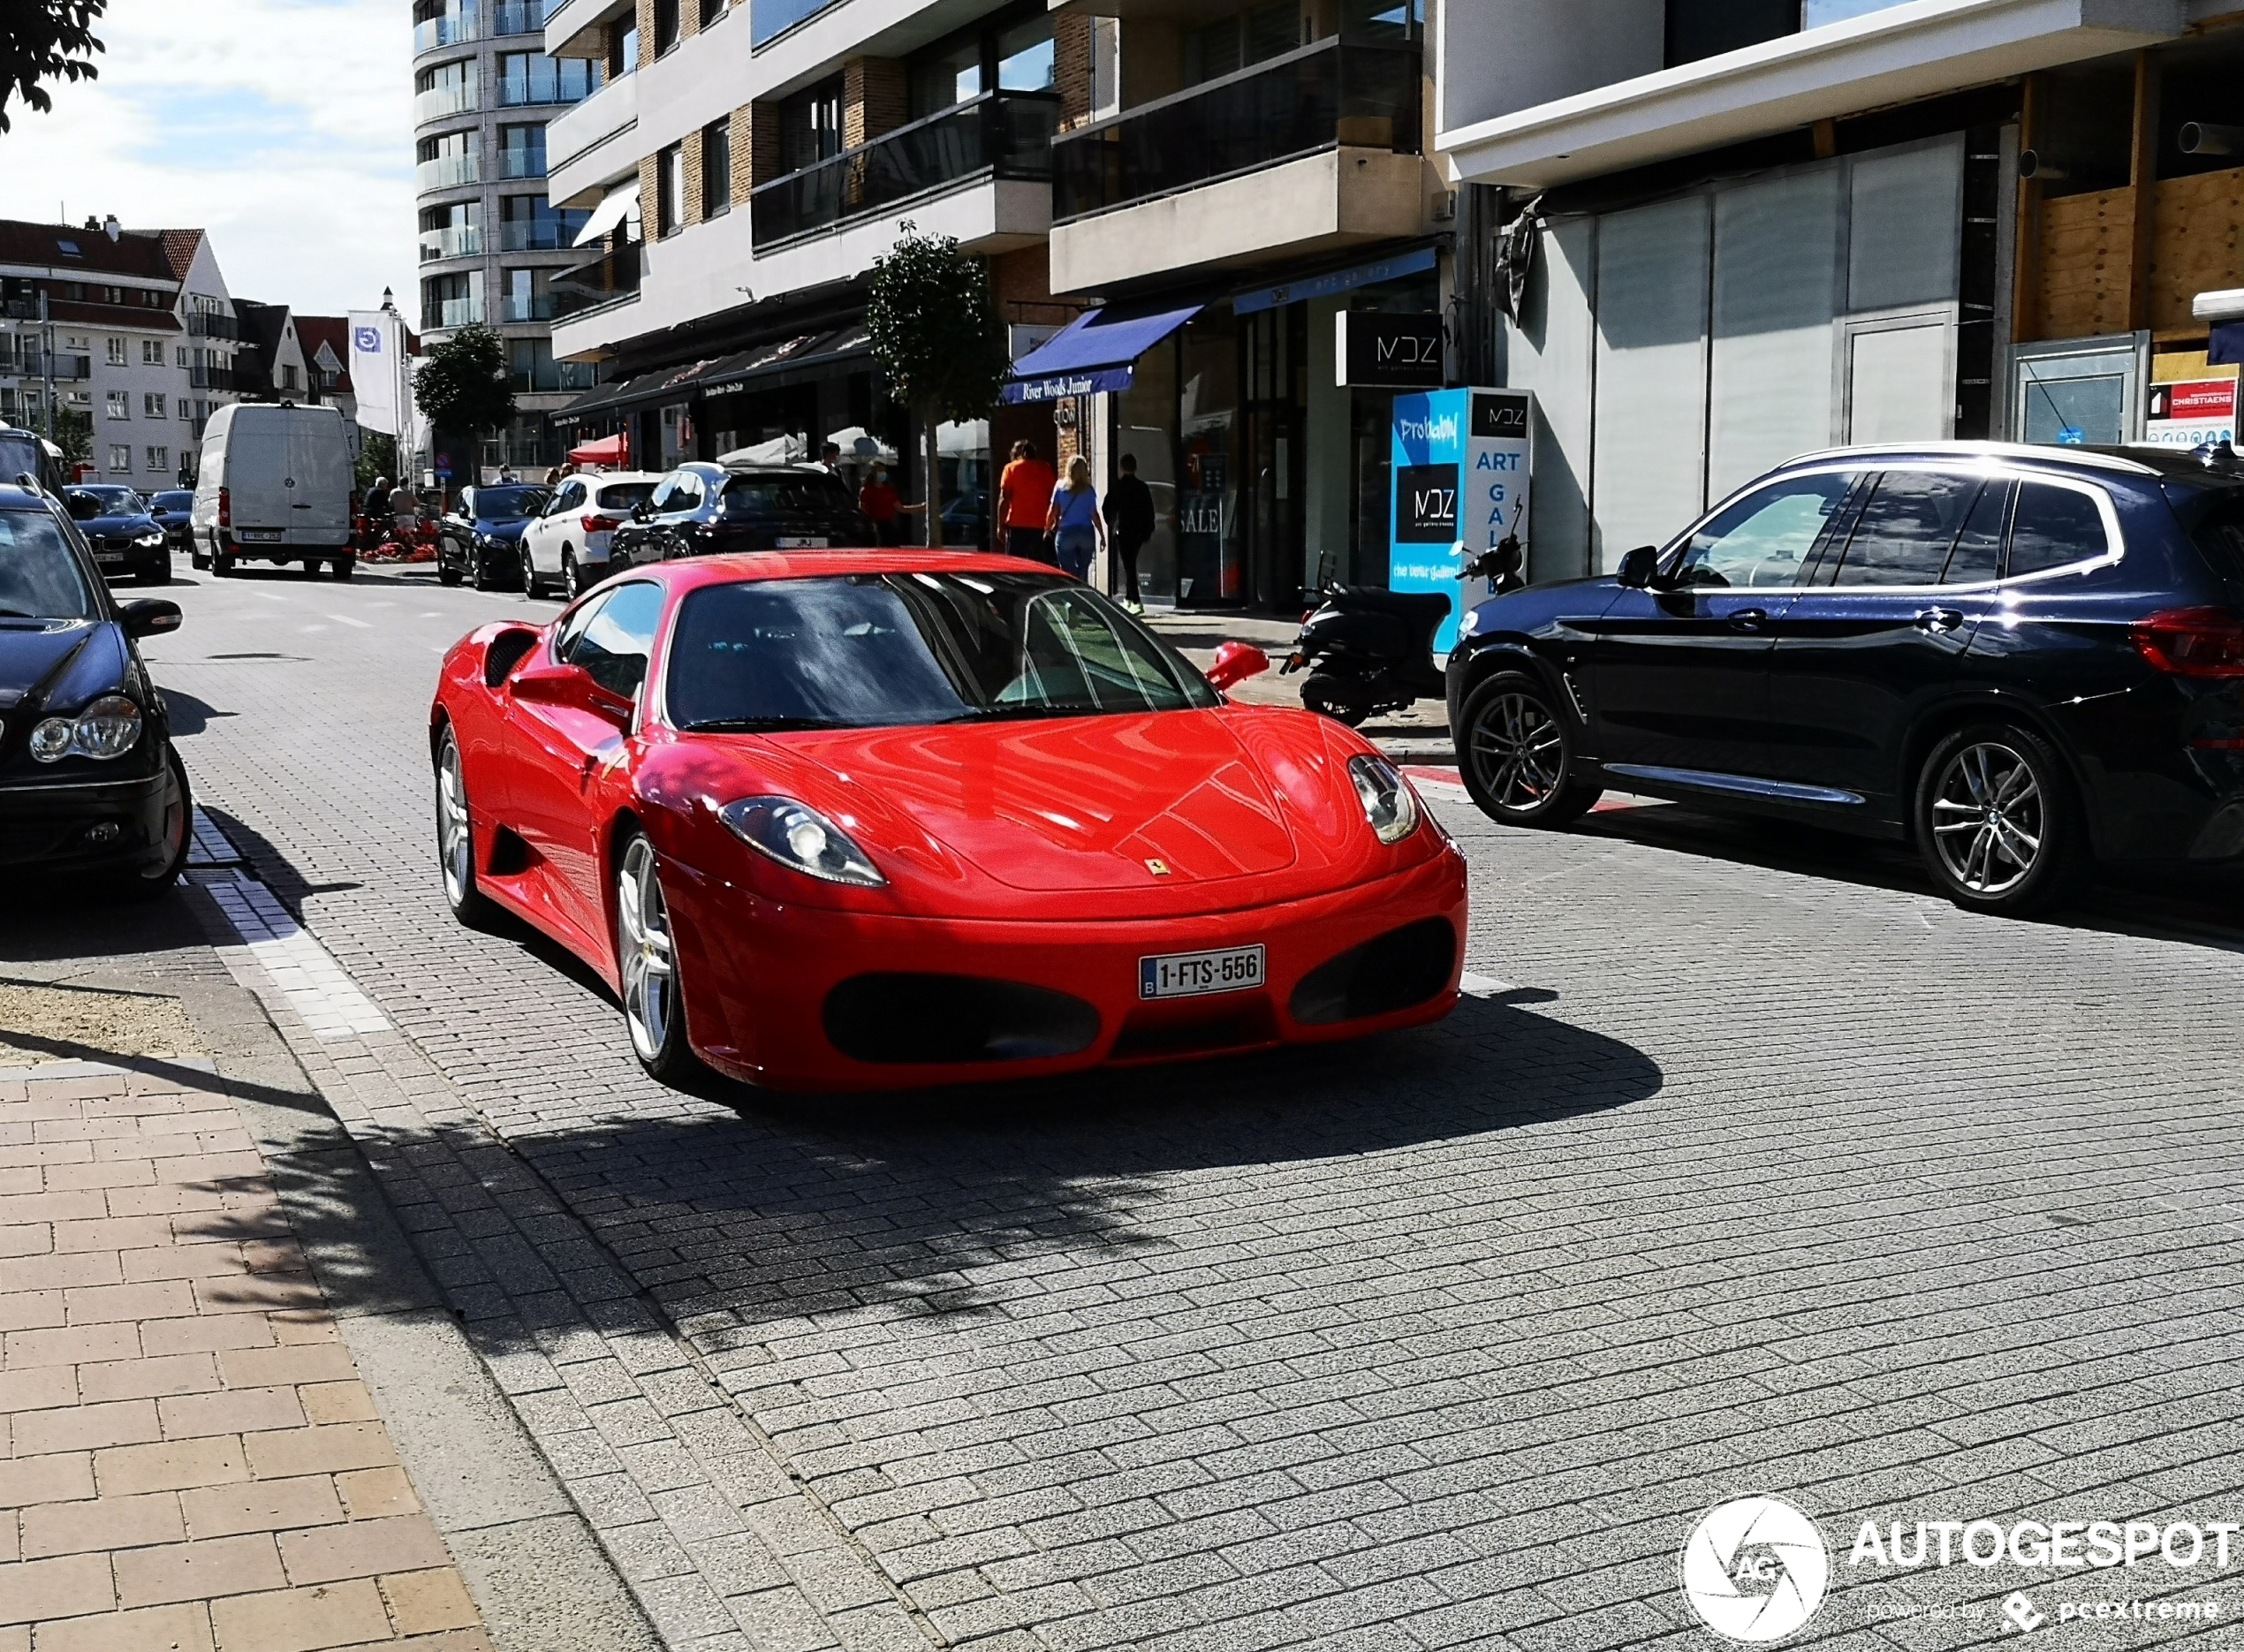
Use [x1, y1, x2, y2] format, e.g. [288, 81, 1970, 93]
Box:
[718, 796, 884, 886]
[1348, 754, 1420, 845]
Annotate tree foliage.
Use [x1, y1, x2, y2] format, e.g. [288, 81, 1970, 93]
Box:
[354, 431, 398, 489]
[0, 1, 105, 133]
[51, 405, 88, 467]
[867, 226, 1009, 544]
[413, 324, 515, 444]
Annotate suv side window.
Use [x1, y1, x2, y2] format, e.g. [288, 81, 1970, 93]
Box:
[647, 474, 683, 513]
[672, 474, 704, 512]
[1942, 479, 2013, 585]
[552, 481, 585, 514]
[2007, 481, 2111, 578]
[563, 580, 664, 699]
[1669, 472, 1859, 589]
[1824, 471, 1982, 587]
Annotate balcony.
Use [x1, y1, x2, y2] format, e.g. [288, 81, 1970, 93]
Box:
[27, 352, 92, 383]
[420, 224, 485, 261]
[491, 1, 550, 35]
[749, 0, 839, 49]
[415, 80, 479, 124]
[431, 296, 489, 328]
[498, 218, 580, 251]
[418, 151, 481, 191]
[190, 365, 235, 391]
[497, 61, 595, 107]
[753, 91, 1060, 249]
[186, 313, 240, 340]
[1054, 37, 1420, 223]
[550, 240, 641, 316]
[413, 4, 478, 54]
[545, 72, 637, 206]
[501, 292, 558, 322]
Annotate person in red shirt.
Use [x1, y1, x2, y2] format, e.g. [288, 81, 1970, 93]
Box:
[857, 464, 924, 546]
[996, 440, 1058, 564]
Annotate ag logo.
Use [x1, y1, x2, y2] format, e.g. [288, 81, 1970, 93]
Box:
[1679, 1497, 1830, 1642]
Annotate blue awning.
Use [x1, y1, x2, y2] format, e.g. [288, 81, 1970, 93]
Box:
[1002, 305, 1202, 404]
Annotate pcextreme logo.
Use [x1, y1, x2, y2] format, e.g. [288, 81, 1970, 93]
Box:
[1679, 1497, 1832, 1642]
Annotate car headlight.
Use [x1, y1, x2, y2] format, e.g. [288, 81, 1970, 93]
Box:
[1348, 754, 1420, 845]
[718, 796, 885, 886]
[29, 694, 143, 762]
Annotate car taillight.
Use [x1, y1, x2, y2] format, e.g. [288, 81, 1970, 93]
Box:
[2129, 607, 2244, 678]
[216, 487, 230, 529]
[581, 513, 616, 533]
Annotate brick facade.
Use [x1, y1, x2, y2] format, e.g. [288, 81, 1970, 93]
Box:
[1055, 11, 1094, 132]
[841, 57, 908, 152]
[747, 101, 784, 190]
[731, 105, 759, 205]
[680, 130, 706, 229]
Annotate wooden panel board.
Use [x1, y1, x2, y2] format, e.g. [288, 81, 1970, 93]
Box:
[2038, 186, 2134, 339]
[2150, 166, 2244, 332]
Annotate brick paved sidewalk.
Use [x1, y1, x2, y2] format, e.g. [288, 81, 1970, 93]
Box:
[0, 1058, 489, 1652]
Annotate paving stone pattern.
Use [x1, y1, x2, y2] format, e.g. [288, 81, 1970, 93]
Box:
[147, 569, 2244, 1649]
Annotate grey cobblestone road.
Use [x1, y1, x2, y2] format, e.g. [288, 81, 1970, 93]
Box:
[137, 564, 2244, 1651]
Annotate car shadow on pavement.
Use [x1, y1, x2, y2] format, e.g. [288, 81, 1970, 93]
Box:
[162, 689, 238, 737]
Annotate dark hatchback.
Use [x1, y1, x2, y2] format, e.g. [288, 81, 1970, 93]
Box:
[436, 484, 551, 591]
[0, 483, 191, 892]
[62, 485, 171, 584]
[146, 489, 197, 557]
[610, 463, 875, 569]
[1447, 443, 2244, 915]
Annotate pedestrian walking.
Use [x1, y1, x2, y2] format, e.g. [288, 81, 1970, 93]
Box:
[997, 440, 1057, 564]
[1048, 455, 1106, 582]
[1104, 452, 1154, 613]
[858, 464, 925, 546]
[363, 474, 391, 526]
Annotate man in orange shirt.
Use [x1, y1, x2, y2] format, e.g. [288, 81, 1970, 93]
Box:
[996, 440, 1058, 564]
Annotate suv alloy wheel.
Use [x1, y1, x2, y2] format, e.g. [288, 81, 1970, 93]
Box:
[1914, 722, 2084, 915]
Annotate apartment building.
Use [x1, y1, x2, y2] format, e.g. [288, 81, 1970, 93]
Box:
[292, 316, 362, 425]
[233, 300, 314, 402]
[0, 220, 243, 488]
[1439, 0, 2244, 581]
[537, 0, 1446, 609]
[414, 0, 603, 476]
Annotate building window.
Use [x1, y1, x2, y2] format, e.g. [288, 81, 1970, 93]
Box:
[780, 80, 842, 174]
[700, 0, 724, 25]
[176, 345, 189, 368]
[106, 337, 126, 365]
[423, 269, 485, 330]
[141, 338, 163, 365]
[105, 390, 130, 421]
[108, 444, 131, 472]
[146, 446, 168, 474]
[656, 141, 685, 236]
[701, 118, 732, 217]
[144, 392, 166, 418]
[500, 268, 554, 322]
[497, 122, 547, 178]
[500, 193, 588, 250]
[280, 366, 299, 392]
[610, 12, 638, 74]
[653, 0, 680, 56]
[414, 57, 477, 117]
[497, 50, 599, 106]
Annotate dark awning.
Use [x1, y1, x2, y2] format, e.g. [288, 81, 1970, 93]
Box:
[551, 326, 874, 422]
[550, 375, 643, 423]
[1003, 305, 1202, 404]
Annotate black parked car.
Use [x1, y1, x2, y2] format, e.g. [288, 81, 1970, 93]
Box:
[0, 481, 190, 894]
[62, 485, 170, 584]
[436, 484, 551, 591]
[146, 489, 197, 557]
[610, 463, 874, 569]
[1447, 442, 2244, 916]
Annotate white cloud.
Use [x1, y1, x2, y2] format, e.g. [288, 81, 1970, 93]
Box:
[0, 0, 415, 314]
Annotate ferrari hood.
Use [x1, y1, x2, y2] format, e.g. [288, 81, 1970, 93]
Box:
[786, 711, 1298, 893]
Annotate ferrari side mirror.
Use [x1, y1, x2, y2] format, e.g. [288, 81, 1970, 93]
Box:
[1206, 640, 1271, 693]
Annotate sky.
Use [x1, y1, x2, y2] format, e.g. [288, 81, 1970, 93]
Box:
[0, 0, 416, 317]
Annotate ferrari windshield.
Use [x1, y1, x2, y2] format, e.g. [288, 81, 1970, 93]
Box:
[0, 508, 98, 620]
[665, 572, 1221, 731]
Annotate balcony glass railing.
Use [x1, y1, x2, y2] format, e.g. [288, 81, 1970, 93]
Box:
[431, 297, 487, 328]
[1053, 36, 1420, 223]
[415, 81, 478, 123]
[498, 62, 595, 106]
[498, 218, 582, 251]
[501, 292, 557, 322]
[499, 145, 548, 179]
[751, 90, 1059, 248]
[413, 4, 478, 53]
[511, 355, 597, 393]
[418, 152, 481, 190]
[420, 225, 484, 261]
[186, 313, 239, 340]
[550, 241, 641, 315]
[490, 1, 550, 35]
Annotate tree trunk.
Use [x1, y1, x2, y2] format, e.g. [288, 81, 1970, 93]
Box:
[921, 405, 943, 549]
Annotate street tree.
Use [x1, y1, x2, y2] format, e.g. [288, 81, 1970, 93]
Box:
[413, 324, 516, 481]
[0, 1, 105, 133]
[867, 224, 1010, 547]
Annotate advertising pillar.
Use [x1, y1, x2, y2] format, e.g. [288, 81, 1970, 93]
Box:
[1388, 389, 1534, 655]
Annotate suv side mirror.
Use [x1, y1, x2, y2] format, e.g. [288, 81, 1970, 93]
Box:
[1616, 545, 1660, 588]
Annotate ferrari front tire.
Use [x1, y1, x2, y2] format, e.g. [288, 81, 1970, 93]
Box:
[435, 727, 497, 929]
[616, 831, 702, 1086]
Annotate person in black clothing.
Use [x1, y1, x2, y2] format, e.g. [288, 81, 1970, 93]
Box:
[1104, 453, 1155, 612]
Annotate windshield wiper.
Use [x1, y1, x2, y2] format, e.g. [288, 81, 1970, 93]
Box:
[682, 716, 853, 732]
[959, 703, 1101, 722]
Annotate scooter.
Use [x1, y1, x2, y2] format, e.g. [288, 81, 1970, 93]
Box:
[1282, 537, 1526, 726]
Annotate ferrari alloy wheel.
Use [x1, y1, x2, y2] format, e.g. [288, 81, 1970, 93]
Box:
[616, 833, 701, 1083]
[1915, 722, 2083, 917]
[435, 728, 495, 928]
[1458, 673, 1603, 830]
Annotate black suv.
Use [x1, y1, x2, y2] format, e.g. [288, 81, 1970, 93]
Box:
[610, 462, 874, 569]
[1447, 443, 2244, 915]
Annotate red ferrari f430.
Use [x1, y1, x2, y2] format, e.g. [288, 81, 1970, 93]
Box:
[429, 553, 1467, 1092]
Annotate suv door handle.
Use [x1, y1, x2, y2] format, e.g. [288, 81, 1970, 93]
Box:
[1727, 609, 1769, 633]
[1915, 608, 1965, 633]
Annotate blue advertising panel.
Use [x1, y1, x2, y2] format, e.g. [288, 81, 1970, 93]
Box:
[1388, 390, 1534, 655]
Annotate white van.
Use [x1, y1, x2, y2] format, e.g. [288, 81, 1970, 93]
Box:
[192, 403, 356, 580]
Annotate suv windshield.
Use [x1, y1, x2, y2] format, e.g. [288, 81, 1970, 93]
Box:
[471, 486, 548, 521]
[718, 474, 853, 515]
[665, 572, 1220, 731]
[0, 508, 97, 620]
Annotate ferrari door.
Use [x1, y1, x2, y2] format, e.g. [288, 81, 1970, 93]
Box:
[504, 580, 664, 945]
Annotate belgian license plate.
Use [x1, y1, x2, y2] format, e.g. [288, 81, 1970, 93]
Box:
[1140, 944, 1264, 1001]
[237, 528, 282, 542]
[95, 552, 123, 564]
[777, 536, 828, 549]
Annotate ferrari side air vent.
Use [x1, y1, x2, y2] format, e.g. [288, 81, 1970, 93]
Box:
[822, 974, 1100, 1065]
[1289, 918, 1457, 1027]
